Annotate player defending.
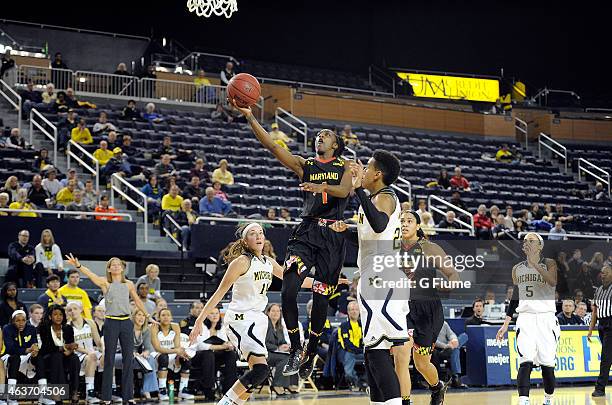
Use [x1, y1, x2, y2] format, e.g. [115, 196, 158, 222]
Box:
[401, 210, 460, 405]
[496, 232, 558, 405]
[330, 150, 412, 405]
[231, 100, 352, 377]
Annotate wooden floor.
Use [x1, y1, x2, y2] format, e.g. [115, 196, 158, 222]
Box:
[192, 387, 611, 404]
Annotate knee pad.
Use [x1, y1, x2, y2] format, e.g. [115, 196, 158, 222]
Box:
[517, 362, 533, 396]
[239, 364, 270, 391]
[157, 354, 169, 371]
[541, 365, 555, 395]
[180, 358, 192, 373]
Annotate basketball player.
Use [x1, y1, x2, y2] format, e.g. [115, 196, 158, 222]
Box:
[401, 210, 460, 405]
[189, 223, 331, 405]
[330, 150, 412, 405]
[231, 100, 352, 377]
[496, 232, 558, 405]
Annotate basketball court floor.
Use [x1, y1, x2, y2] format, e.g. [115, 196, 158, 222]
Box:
[191, 387, 610, 404]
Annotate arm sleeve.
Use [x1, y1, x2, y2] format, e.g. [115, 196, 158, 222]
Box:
[506, 286, 519, 317]
[354, 188, 389, 233]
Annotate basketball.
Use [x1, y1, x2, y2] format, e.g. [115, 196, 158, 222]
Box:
[227, 73, 261, 108]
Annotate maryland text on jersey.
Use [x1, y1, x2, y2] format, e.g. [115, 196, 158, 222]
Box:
[308, 171, 340, 182]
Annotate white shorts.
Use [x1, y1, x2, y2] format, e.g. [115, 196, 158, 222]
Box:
[1, 353, 36, 378]
[224, 309, 268, 361]
[77, 351, 102, 376]
[358, 281, 410, 350]
[515, 312, 560, 367]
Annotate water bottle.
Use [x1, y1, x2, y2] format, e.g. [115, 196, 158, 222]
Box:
[168, 380, 175, 403]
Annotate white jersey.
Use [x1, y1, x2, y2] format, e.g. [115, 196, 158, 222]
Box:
[72, 320, 95, 352]
[157, 328, 177, 350]
[515, 259, 556, 313]
[227, 254, 274, 313]
[356, 187, 401, 272]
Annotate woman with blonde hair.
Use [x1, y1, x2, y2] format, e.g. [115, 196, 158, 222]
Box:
[8, 188, 38, 217]
[65, 254, 149, 404]
[35, 229, 64, 286]
[136, 264, 161, 301]
[0, 176, 20, 203]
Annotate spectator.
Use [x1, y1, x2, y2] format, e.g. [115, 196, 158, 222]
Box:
[29, 304, 44, 328]
[265, 304, 299, 393]
[504, 205, 516, 231]
[20, 80, 42, 103]
[114, 62, 129, 76]
[183, 176, 204, 204]
[495, 144, 517, 163]
[120, 135, 139, 158]
[135, 281, 157, 315]
[433, 321, 468, 388]
[65, 190, 90, 218]
[263, 240, 277, 260]
[194, 69, 211, 103]
[82, 180, 98, 210]
[64, 88, 79, 109]
[1, 176, 20, 203]
[34, 229, 64, 285]
[136, 264, 162, 301]
[557, 300, 584, 325]
[530, 203, 543, 220]
[449, 191, 468, 212]
[51, 51, 68, 70]
[531, 215, 553, 232]
[92, 305, 105, 337]
[36, 274, 65, 308]
[269, 122, 293, 150]
[141, 175, 163, 223]
[161, 185, 183, 213]
[340, 124, 360, 148]
[575, 302, 589, 324]
[55, 179, 77, 207]
[189, 158, 211, 185]
[0, 50, 16, 80]
[548, 221, 567, 241]
[264, 208, 283, 228]
[27, 175, 51, 208]
[58, 269, 93, 319]
[555, 251, 571, 298]
[575, 263, 595, 300]
[199, 187, 232, 217]
[515, 218, 527, 233]
[154, 154, 176, 179]
[122, 100, 142, 121]
[6, 128, 28, 150]
[104, 130, 120, 150]
[8, 188, 38, 217]
[465, 299, 484, 326]
[94, 194, 121, 221]
[71, 118, 93, 145]
[588, 252, 606, 282]
[416, 199, 435, 227]
[92, 112, 117, 136]
[173, 200, 197, 250]
[155, 135, 193, 161]
[437, 168, 451, 189]
[143, 102, 164, 123]
[51, 91, 70, 113]
[59, 168, 84, 190]
[437, 211, 462, 230]
[0, 283, 27, 326]
[101, 147, 133, 183]
[485, 289, 496, 305]
[42, 83, 57, 105]
[279, 207, 293, 223]
[553, 203, 574, 223]
[591, 182, 608, 201]
[489, 205, 500, 220]
[421, 212, 436, 236]
[92, 140, 114, 167]
[33, 148, 54, 172]
[164, 176, 177, 194]
[473, 205, 493, 239]
[210, 103, 233, 123]
[57, 109, 78, 149]
[212, 159, 234, 185]
[219, 61, 235, 86]
[338, 301, 365, 389]
[450, 167, 470, 190]
[492, 213, 510, 239]
[0, 192, 9, 215]
[7, 230, 36, 288]
[503, 286, 514, 306]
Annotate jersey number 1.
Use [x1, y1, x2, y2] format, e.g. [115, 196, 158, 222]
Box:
[322, 191, 328, 204]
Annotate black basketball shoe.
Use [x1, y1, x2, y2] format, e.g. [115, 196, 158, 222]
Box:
[430, 379, 450, 405]
[298, 351, 317, 379]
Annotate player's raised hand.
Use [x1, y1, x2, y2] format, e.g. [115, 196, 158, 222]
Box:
[329, 220, 348, 233]
[300, 181, 327, 194]
[65, 253, 81, 269]
[228, 98, 252, 117]
[349, 160, 364, 189]
[496, 324, 508, 341]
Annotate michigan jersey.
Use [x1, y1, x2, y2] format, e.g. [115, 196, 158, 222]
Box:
[227, 254, 274, 313]
[515, 259, 556, 313]
[72, 320, 95, 353]
[301, 157, 348, 220]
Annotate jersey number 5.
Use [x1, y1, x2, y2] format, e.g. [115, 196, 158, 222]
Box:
[525, 285, 533, 297]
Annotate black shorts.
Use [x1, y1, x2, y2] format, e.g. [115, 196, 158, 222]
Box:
[407, 299, 444, 353]
[284, 220, 346, 288]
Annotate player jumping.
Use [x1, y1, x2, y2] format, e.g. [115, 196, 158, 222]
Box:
[231, 100, 352, 378]
[496, 232, 559, 405]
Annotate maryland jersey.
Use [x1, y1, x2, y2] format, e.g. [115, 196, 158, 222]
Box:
[227, 254, 274, 313]
[515, 259, 556, 313]
[300, 157, 348, 220]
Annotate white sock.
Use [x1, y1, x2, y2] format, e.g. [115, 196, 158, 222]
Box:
[179, 376, 189, 392]
[544, 394, 553, 404]
[159, 378, 167, 391]
[384, 399, 402, 405]
[8, 379, 17, 387]
[86, 376, 95, 392]
[224, 389, 245, 405]
[519, 396, 530, 405]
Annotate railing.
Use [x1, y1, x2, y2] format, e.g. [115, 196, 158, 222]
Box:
[427, 194, 475, 236]
[75, 70, 139, 98]
[30, 108, 58, 163]
[532, 88, 580, 107]
[275, 107, 308, 152]
[0, 18, 150, 41]
[176, 51, 241, 70]
[578, 158, 611, 198]
[258, 76, 393, 98]
[0, 79, 22, 133]
[518, 231, 612, 242]
[388, 67, 501, 80]
[393, 176, 412, 205]
[67, 140, 100, 197]
[585, 108, 612, 114]
[0, 207, 132, 220]
[368, 65, 396, 97]
[161, 211, 183, 250]
[110, 173, 149, 243]
[17, 65, 73, 91]
[538, 132, 568, 172]
[514, 116, 528, 148]
[343, 146, 357, 161]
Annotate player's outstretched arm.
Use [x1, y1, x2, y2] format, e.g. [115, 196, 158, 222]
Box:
[189, 255, 249, 344]
[231, 100, 305, 178]
[423, 242, 460, 282]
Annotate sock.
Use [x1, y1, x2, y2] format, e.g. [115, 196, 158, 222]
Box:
[179, 376, 189, 392]
[8, 379, 17, 387]
[544, 394, 553, 404]
[281, 270, 302, 349]
[37, 378, 47, 387]
[306, 292, 329, 353]
[223, 389, 246, 405]
[402, 395, 411, 405]
[518, 395, 530, 405]
[159, 378, 167, 391]
[86, 376, 95, 392]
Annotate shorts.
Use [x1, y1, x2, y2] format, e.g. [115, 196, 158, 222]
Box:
[407, 299, 444, 355]
[224, 309, 268, 361]
[77, 350, 102, 376]
[284, 220, 346, 287]
[357, 279, 410, 350]
[1, 353, 37, 378]
[515, 312, 560, 367]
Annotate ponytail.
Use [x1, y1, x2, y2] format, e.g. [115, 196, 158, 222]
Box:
[224, 239, 251, 263]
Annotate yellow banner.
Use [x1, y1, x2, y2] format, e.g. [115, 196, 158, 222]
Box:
[396, 72, 499, 102]
[508, 329, 610, 379]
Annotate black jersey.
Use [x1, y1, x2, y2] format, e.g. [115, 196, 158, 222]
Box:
[401, 238, 440, 302]
[300, 156, 348, 220]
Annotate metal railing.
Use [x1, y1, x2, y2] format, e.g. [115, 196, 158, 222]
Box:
[368, 65, 396, 97]
[275, 107, 308, 152]
[427, 194, 475, 236]
[0, 18, 150, 41]
[393, 176, 412, 205]
[343, 146, 357, 161]
[75, 70, 139, 98]
[67, 140, 100, 197]
[175, 51, 241, 70]
[110, 173, 148, 243]
[29, 108, 58, 163]
[532, 88, 580, 107]
[518, 231, 612, 242]
[17, 65, 73, 91]
[161, 211, 183, 250]
[195, 216, 304, 226]
[514, 116, 528, 148]
[0, 207, 132, 220]
[0, 79, 22, 133]
[259, 76, 393, 98]
[578, 158, 611, 198]
[538, 132, 568, 172]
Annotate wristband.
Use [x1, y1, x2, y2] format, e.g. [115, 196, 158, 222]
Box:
[76, 264, 82, 269]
